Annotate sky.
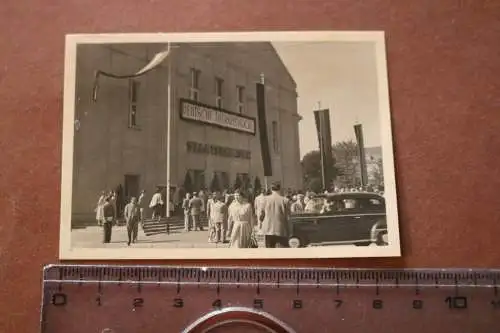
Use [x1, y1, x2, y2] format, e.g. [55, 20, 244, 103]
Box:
[272, 41, 382, 158]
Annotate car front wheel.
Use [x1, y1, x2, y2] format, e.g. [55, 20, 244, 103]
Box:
[288, 237, 302, 248]
[376, 231, 388, 246]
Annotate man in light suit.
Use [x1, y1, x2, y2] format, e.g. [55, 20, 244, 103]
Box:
[210, 193, 228, 243]
[182, 193, 192, 232]
[189, 192, 204, 231]
[259, 182, 291, 248]
[124, 197, 140, 246]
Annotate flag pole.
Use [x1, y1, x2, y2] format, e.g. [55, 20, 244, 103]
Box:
[260, 73, 269, 192]
[317, 101, 326, 191]
[166, 42, 172, 218]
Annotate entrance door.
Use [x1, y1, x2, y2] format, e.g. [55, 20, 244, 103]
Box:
[124, 174, 140, 202]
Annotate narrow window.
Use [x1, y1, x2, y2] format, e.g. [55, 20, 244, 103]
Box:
[129, 80, 140, 128]
[215, 77, 224, 108]
[236, 85, 245, 113]
[190, 68, 200, 101]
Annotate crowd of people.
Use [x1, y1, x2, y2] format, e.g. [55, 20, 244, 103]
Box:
[94, 182, 384, 247]
[177, 182, 294, 248]
[94, 187, 166, 245]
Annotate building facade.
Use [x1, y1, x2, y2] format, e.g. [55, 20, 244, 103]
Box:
[72, 42, 302, 220]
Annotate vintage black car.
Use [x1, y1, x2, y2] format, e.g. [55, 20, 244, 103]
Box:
[288, 192, 388, 248]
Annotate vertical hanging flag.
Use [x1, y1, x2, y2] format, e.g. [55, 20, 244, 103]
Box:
[354, 124, 368, 186]
[314, 108, 334, 190]
[92, 46, 171, 102]
[256, 76, 273, 177]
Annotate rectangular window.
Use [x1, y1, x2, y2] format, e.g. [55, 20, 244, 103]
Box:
[220, 172, 230, 190]
[236, 86, 245, 113]
[124, 174, 140, 201]
[215, 77, 224, 108]
[190, 68, 200, 101]
[128, 80, 140, 128]
[272, 120, 279, 153]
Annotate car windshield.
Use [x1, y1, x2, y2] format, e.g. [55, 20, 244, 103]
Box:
[297, 196, 384, 215]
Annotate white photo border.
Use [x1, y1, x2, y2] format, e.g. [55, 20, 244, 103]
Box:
[59, 31, 401, 260]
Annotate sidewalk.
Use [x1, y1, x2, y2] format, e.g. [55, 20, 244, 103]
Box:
[71, 225, 230, 249]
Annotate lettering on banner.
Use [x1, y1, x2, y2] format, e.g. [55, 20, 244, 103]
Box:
[180, 99, 256, 135]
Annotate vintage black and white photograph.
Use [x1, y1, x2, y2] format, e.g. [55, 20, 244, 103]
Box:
[59, 31, 401, 259]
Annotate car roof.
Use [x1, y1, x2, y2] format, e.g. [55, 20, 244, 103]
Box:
[313, 192, 384, 200]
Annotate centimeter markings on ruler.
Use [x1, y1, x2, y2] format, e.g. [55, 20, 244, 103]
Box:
[41, 266, 500, 332]
[41, 266, 500, 333]
[43, 265, 500, 300]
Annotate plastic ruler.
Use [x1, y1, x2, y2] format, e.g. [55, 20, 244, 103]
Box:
[41, 265, 500, 332]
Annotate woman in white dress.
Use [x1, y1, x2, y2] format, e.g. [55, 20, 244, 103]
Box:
[95, 191, 106, 226]
[227, 190, 255, 248]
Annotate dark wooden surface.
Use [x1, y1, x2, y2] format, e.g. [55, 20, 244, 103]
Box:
[0, 0, 499, 332]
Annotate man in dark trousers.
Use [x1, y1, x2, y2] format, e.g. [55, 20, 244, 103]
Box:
[102, 196, 115, 243]
[189, 192, 204, 231]
[259, 182, 291, 248]
[124, 197, 140, 246]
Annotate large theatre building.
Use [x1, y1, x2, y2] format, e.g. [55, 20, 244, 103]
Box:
[72, 42, 302, 220]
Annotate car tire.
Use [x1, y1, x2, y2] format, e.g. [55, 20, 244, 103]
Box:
[376, 231, 388, 246]
[354, 241, 371, 246]
[288, 237, 302, 248]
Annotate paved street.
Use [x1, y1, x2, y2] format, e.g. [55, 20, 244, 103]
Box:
[71, 225, 376, 250]
[71, 225, 230, 249]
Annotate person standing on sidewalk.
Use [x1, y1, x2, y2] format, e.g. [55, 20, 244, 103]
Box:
[199, 189, 207, 215]
[253, 189, 266, 220]
[102, 196, 115, 244]
[210, 193, 228, 243]
[182, 193, 192, 231]
[149, 187, 164, 220]
[206, 192, 217, 242]
[109, 191, 117, 222]
[95, 191, 106, 226]
[137, 190, 146, 227]
[259, 182, 291, 248]
[124, 197, 141, 246]
[227, 190, 255, 248]
[189, 192, 204, 231]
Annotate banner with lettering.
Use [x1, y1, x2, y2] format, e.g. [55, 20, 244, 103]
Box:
[180, 99, 256, 135]
[314, 108, 334, 190]
[354, 124, 368, 186]
[92, 47, 171, 102]
[256, 82, 273, 177]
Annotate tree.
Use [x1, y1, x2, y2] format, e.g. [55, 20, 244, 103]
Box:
[306, 177, 323, 193]
[369, 157, 384, 186]
[301, 149, 338, 191]
[331, 140, 360, 187]
[301, 139, 367, 190]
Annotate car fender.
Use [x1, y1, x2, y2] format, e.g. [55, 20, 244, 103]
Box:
[370, 219, 387, 242]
